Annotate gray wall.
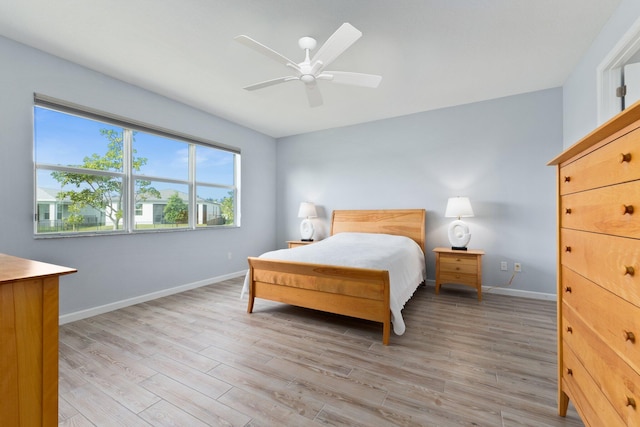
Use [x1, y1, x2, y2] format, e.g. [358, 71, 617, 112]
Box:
[276, 88, 563, 296]
[0, 36, 277, 317]
[563, 0, 640, 147]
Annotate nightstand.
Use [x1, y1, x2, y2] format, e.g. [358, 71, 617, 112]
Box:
[433, 247, 484, 301]
[287, 240, 315, 249]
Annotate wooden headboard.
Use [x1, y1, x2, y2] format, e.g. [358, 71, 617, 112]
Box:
[330, 209, 426, 251]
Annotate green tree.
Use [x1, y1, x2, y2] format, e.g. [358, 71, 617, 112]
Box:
[52, 129, 160, 230]
[217, 191, 234, 224]
[164, 192, 188, 225]
[64, 203, 84, 232]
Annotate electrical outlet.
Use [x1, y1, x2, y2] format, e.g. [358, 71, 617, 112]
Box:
[514, 262, 522, 272]
[500, 261, 508, 271]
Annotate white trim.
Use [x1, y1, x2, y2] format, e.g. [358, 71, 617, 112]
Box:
[423, 280, 556, 301]
[598, 15, 640, 124]
[59, 270, 247, 324]
[482, 286, 556, 301]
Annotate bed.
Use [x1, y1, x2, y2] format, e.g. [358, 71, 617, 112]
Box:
[243, 209, 426, 345]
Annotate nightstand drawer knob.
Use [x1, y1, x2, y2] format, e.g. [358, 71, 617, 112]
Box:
[626, 396, 636, 409]
[622, 204, 635, 215]
[625, 330, 636, 343]
[624, 266, 635, 276]
[620, 152, 632, 163]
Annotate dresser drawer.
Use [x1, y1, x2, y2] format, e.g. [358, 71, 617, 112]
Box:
[562, 341, 626, 426]
[560, 125, 640, 195]
[561, 180, 640, 238]
[562, 304, 639, 426]
[560, 229, 640, 308]
[562, 266, 640, 375]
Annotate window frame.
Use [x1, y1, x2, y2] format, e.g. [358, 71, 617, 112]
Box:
[33, 94, 241, 237]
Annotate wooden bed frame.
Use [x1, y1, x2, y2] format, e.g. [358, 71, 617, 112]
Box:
[246, 209, 426, 345]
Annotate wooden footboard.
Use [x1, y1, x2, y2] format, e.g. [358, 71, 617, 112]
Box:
[247, 257, 392, 345]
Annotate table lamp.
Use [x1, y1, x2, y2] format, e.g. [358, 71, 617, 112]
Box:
[445, 197, 474, 250]
[297, 202, 317, 241]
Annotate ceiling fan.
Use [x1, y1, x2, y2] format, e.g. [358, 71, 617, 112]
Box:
[235, 23, 382, 107]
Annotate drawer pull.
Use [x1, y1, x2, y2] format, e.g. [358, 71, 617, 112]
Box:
[625, 330, 636, 343]
[566, 326, 573, 334]
[622, 204, 635, 215]
[564, 176, 571, 182]
[620, 152, 632, 163]
[565, 246, 572, 253]
[565, 208, 572, 215]
[626, 396, 636, 409]
[567, 368, 573, 376]
[564, 286, 572, 293]
[624, 266, 635, 276]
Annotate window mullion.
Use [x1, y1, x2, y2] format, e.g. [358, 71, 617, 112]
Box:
[123, 128, 133, 232]
[189, 144, 196, 229]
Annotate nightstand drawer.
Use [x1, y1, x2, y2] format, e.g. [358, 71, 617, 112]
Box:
[439, 258, 478, 274]
[287, 240, 314, 248]
[438, 272, 478, 286]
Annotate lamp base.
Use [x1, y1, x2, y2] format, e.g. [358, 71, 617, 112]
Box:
[451, 246, 468, 251]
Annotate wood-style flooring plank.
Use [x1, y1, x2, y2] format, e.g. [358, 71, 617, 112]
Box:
[59, 277, 584, 426]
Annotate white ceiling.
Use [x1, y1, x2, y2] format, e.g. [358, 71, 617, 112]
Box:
[0, 0, 622, 138]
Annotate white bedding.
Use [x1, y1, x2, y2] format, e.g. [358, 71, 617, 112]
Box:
[241, 232, 426, 335]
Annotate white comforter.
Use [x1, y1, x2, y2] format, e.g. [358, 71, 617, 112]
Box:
[241, 232, 426, 335]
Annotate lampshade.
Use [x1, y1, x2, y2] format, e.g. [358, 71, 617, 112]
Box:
[297, 202, 317, 219]
[445, 197, 474, 219]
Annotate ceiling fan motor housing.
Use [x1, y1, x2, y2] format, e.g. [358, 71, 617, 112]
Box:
[298, 36, 317, 51]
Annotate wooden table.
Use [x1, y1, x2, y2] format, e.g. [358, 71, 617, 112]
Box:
[0, 253, 76, 426]
[433, 247, 484, 301]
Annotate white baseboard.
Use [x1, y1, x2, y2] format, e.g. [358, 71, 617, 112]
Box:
[59, 270, 247, 325]
[422, 279, 556, 301]
[481, 286, 556, 301]
[61, 273, 555, 324]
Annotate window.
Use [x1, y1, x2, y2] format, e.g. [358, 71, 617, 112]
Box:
[34, 95, 240, 236]
[598, 16, 640, 123]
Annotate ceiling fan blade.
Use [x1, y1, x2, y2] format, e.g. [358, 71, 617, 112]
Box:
[305, 82, 323, 107]
[243, 76, 298, 91]
[320, 71, 382, 88]
[311, 23, 362, 70]
[235, 35, 299, 68]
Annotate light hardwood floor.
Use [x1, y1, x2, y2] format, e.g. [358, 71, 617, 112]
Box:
[58, 277, 584, 426]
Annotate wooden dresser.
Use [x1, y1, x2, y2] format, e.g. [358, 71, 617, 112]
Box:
[548, 102, 640, 426]
[0, 254, 76, 426]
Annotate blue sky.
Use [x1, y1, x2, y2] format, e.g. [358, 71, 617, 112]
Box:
[34, 107, 235, 198]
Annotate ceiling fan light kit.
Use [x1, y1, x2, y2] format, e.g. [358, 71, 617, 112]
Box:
[235, 23, 382, 107]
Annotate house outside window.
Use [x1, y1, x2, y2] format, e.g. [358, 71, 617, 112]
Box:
[33, 95, 240, 236]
